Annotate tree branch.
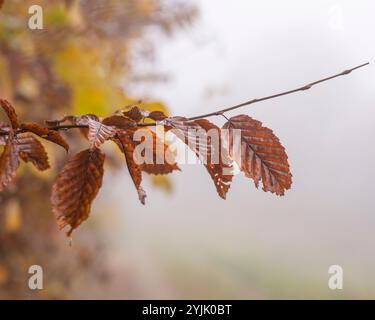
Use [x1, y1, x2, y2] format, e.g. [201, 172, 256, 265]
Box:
[0, 124, 88, 136]
[187, 62, 369, 120]
[46, 124, 88, 131]
[0, 62, 369, 136]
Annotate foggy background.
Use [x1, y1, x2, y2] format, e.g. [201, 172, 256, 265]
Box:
[1, 0, 374, 299]
[80, 0, 375, 299]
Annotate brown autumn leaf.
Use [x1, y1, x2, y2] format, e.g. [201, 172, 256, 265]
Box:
[141, 129, 180, 175]
[125, 127, 179, 175]
[16, 133, 50, 171]
[223, 114, 292, 195]
[70, 114, 117, 148]
[48, 114, 117, 148]
[0, 99, 20, 129]
[65, 114, 100, 126]
[86, 118, 116, 149]
[194, 119, 233, 199]
[0, 130, 20, 191]
[65, 114, 97, 139]
[51, 148, 105, 237]
[122, 106, 143, 122]
[113, 131, 146, 204]
[102, 115, 137, 129]
[20, 122, 69, 152]
[164, 116, 201, 145]
[148, 111, 167, 121]
[165, 116, 233, 199]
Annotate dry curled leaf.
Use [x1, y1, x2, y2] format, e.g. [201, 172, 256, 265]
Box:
[122, 106, 143, 122]
[61, 114, 117, 148]
[0, 130, 20, 191]
[148, 111, 167, 121]
[51, 148, 105, 236]
[86, 118, 116, 149]
[20, 122, 69, 152]
[16, 133, 50, 171]
[194, 119, 233, 199]
[0, 99, 19, 129]
[128, 127, 180, 175]
[69, 114, 100, 125]
[102, 115, 136, 129]
[166, 116, 233, 199]
[113, 131, 146, 204]
[223, 114, 292, 195]
[142, 131, 179, 175]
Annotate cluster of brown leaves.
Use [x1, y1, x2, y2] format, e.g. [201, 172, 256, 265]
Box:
[0, 100, 292, 236]
[0, 99, 68, 191]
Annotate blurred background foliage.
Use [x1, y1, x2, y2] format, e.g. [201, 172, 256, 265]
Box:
[0, 0, 196, 298]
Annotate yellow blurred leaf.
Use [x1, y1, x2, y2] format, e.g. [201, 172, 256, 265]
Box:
[45, 5, 68, 27]
[54, 43, 127, 115]
[138, 100, 170, 115]
[5, 199, 22, 233]
[150, 175, 173, 194]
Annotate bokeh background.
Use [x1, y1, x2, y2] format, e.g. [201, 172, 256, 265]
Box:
[0, 0, 374, 299]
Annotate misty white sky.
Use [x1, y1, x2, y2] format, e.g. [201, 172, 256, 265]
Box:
[94, 0, 375, 298]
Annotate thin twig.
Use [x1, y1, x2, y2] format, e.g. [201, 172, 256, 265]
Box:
[187, 62, 369, 120]
[47, 124, 88, 131]
[0, 124, 88, 136]
[0, 62, 369, 136]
